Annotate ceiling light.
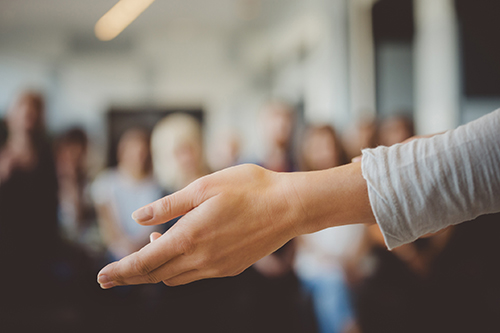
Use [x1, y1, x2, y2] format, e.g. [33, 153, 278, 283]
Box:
[95, 0, 155, 41]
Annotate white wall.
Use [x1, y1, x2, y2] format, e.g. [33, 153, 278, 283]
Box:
[0, 25, 252, 164]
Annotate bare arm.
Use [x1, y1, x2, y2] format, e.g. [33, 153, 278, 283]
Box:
[97, 162, 374, 288]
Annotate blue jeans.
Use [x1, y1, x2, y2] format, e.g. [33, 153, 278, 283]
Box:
[300, 270, 354, 333]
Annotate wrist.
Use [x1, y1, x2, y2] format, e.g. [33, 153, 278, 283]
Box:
[284, 162, 375, 236]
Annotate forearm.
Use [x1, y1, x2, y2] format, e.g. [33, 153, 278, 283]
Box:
[284, 161, 375, 236]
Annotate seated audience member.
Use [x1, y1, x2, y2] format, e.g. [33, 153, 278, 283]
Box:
[354, 216, 500, 333]
[258, 101, 297, 172]
[151, 113, 209, 194]
[150, 114, 240, 331]
[55, 127, 101, 255]
[0, 91, 59, 255]
[254, 102, 297, 281]
[207, 131, 241, 171]
[92, 128, 163, 260]
[0, 92, 95, 331]
[0, 118, 7, 148]
[352, 114, 500, 333]
[378, 114, 414, 147]
[295, 125, 364, 333]
[234, 101, 311, 333]
[342, 118, 378, 160]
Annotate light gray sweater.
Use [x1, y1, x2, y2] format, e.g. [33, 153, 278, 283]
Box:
[361, 109, 500, 250]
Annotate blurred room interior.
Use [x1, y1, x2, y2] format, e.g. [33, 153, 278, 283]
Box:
[1, 0, 499, 332]
[1, 0, 498, 165]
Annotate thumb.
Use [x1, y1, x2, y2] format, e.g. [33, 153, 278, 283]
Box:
[149, 232, 162, 243]
[131, 180, 205, 225]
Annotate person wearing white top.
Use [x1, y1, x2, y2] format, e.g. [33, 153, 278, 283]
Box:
[92, 129, 162, 260]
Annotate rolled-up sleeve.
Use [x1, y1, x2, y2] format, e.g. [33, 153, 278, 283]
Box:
[361, 109, 500, 250]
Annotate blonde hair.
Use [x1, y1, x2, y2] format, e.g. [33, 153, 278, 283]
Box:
[151, 113, 205, 190]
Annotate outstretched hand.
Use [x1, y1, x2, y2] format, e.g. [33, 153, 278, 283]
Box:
[97, 162, 373, 288]
[97, 164, 308, 288]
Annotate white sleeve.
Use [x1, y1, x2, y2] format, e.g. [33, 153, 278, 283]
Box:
[361, 109, 500, 250]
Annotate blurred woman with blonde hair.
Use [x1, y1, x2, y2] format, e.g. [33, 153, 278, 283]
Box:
[151, 113, 209, 193]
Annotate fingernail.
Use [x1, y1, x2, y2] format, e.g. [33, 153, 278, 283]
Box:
[132, 206, 153, 223]
[150, 233, 155, 243]
[352, 156, 362, 163]
[100, 282, 115, 289]
[98, 274, 110, 284]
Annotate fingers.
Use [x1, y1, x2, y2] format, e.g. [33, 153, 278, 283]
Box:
[150, 232, 162, 243]
[97, 230, 190, 289]
[351, 155, 362, 163]
[131, 182, 203, 226]
[110, 254, 196, 286]
[163, 269, 208, 287]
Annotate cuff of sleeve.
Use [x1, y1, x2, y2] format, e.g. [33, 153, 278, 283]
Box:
[361, 148, 409, 250]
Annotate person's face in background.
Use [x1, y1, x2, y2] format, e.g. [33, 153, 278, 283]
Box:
[56, 142, 87, 178]
[379, 117, 414, 147]
[7, 93, 44, 136]
[357, 120, 378, 150]
[342, 119, 378, 160]
[174, 141, 202, 175]
[264, 106, 294, 148]
[303, 128, 340, 171]
[117, 131, 151, 177]
[209, 133, 241, 171]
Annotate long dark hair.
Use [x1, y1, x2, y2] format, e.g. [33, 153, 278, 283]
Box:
[300, 124, 349, 171]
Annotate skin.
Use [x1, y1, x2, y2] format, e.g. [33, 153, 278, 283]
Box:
[97, 162, 375, 288]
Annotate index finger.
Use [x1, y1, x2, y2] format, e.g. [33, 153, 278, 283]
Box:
[131, 177, 207, 226]
[97, 229, 187, 288]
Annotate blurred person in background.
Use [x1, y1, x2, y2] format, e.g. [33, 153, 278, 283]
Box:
[295, 124, 363, 333]
[0, 91, 59, 256]
[351, 114, 500, 332]
[0, 118, 7, 148]
[342, 118, 378, 160]
[207, 131, 241, 172]
[378, 114, 414, 147]
[259, 101, 297, 172]
[254, 102, 297, 280]
[0, 91, 95, 331]
[55, 127, 101, 257]
[354, 213, 500, 333]
[92, 128, 162, 261]
[150, 113, 246, 332]
[151, 113, 209, 195]
[238, 101, 309, 333]
[150, 112, 310, 332]
[354, 223, 454, 333]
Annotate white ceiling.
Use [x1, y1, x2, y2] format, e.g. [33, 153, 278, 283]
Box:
[0, 0, 293, 33]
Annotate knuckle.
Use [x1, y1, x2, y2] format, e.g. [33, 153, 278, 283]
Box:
[245, 163, 263, 177]
[131, 254, 152, 276]
[107, 264, 122, 283]
[159, 196, 173, 215]
[176, 232, 196, 255]
[195, 254, 210, 269]
[191, 176, 211, 199]
[146, 271, 160, 284]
